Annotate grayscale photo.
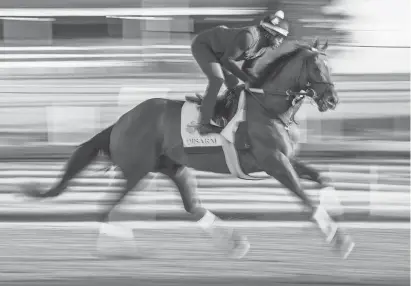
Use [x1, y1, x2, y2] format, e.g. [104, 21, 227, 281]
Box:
[0, 0, 409, 285]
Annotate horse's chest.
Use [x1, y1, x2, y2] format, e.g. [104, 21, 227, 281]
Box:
[260, 95, 289, 114]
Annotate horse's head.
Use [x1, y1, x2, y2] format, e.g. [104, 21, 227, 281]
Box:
[299, 39, 339, 112]
[255, 39, 339, 113]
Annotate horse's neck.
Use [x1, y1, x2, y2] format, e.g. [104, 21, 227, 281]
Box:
[254, 73, 298, 115]
[247, 58, 305, 124]
[262, 59, 301, 94]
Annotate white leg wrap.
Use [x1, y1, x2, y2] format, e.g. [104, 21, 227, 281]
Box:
[99, 222, 134, 239]
[96, 222, 138, 258]
[313, 206, 338, 243]
[197, 210, 217, 232]
[320, 187, 344, 216]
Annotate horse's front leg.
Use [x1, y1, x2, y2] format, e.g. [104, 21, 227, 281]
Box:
[291, 159, 344, 216]
[254, 148, 354, 258]
[248, 119, 354, 258]
[291, 158, 332, 188]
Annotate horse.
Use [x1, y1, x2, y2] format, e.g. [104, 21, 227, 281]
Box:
[21, 38, 354, 259]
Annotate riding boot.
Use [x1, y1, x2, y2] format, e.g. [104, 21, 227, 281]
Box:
[198, 82, 223, 135]
[198, 123, 223, 135]
[197, 83, 244, 135]
[224, 84, 244, 109]
[198, 107, 223, 135]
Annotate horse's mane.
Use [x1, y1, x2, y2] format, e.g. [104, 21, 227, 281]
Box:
[248, 41, 311, 88]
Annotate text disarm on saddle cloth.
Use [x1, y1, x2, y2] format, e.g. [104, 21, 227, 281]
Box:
[181, 102, 222, 148]
[181, 91, 247, 147]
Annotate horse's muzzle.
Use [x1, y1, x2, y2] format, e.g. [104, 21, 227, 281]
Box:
[317, 95, 337, 112]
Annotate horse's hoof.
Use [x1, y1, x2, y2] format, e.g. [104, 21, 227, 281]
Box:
[326, 223, 338, 243]
[341, 239, 355, 259]
[96, 223, 139, 259]
[338, 235, 355, 259]
[332, 229, 355, 259]
[228, 235, 250, 260]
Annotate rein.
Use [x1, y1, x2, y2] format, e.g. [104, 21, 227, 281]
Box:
[247, 87, 312, 129]
[249, 87, 315, 105]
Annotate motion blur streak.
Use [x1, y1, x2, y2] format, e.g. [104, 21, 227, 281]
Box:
[0, 0, 409, 285]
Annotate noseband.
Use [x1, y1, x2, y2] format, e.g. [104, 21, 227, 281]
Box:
[305, 80, 334, 104]
[246, 46, 335, 127]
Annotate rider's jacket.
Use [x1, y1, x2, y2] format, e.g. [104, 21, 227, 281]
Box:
[194, 25, 267, 61]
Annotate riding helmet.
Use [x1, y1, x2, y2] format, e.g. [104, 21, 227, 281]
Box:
[260, 10, 290, 37]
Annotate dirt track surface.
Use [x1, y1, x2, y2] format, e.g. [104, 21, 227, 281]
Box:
[0, 224, 409, 286]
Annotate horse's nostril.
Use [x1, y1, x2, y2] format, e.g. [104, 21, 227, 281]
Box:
[327, 96, 338, 107]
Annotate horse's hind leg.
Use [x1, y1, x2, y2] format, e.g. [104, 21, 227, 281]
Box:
[95, 167, 150, 256]
[97, 152, 156, 224]
[95, 153, 156, 258]
[159, 161, 250, 259]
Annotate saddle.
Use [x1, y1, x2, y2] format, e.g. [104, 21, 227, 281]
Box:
[184, 88, 250, 150]
[185, 88, 238, 128]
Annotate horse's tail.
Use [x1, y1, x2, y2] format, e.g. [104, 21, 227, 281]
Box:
[87, 124, 113, 158]
[23, 125, 114, 199]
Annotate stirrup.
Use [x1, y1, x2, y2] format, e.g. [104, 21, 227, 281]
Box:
[198, 123, 223, 135]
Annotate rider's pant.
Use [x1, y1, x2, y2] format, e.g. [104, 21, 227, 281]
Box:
[191, 39, 239, 124]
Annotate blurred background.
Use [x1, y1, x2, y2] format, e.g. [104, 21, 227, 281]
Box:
[0, 0, 409, 147]
[0, 0, 409, 216]
[0, 0, 409, 228]
[0, 0, 409, 284]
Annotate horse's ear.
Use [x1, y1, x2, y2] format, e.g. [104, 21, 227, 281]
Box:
[312, 38, 319, 49]
[321, 40, 328, 51]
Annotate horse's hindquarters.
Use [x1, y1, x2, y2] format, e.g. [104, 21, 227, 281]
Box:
[109, 98, 169, 171]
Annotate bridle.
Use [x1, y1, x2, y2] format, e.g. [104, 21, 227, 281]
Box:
[246, 47, 336, 126]
[302, 79, 335, 106]
[304, 49, 336, 106]
[248, 77, 335, 109]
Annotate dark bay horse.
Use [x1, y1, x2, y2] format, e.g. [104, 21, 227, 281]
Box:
[22, 39, 354, 259]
